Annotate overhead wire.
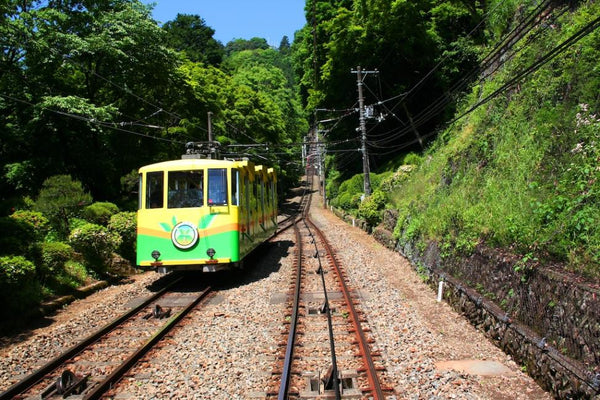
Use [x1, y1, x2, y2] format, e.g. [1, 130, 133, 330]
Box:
[364, 0, 550, 137]
[0, 92, 185, 144]
[366, 0, 577, 149]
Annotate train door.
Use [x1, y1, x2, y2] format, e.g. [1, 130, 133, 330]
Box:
[207, 168, 228, 206]
[231, 168, 239, 206]
[260, 174, 266, 230]
[245, 174, 251, 236]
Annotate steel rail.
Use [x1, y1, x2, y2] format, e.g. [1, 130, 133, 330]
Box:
[306, 217, 386, 399]
[82, 286, 212, 400]
[277, 222, 303, 400]
[0, 276, 183, 400]
[306, 219, 341, 399]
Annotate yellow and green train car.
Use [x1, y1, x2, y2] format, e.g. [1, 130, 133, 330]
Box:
[136, 157, 277, 272]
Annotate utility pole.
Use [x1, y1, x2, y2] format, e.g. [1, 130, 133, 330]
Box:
[207, 111, 214, 159]
[317, 128, 327, 207]
[351, 66, 378, 197]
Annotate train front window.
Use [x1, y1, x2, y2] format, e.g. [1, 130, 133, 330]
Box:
[168, 170, 203, 208]
[146, 172, 164, 209]
[208, 169, 227, 206]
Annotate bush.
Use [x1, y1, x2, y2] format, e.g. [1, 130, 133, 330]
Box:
[82, 202, 120, 226]
[10, 210, 50, 241]
[39, 242, 74, 277]
[0, 216, 37, 256]
[358, 190, 387, 226]
[52, 259, 90, 292]
[0, 256, 41, 321]
[403, 152, 423, 166]
[69, 223, 121, 274]
[108, 212, 137, 263]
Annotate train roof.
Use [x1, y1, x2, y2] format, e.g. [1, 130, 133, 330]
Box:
[139, 158, 255, 172]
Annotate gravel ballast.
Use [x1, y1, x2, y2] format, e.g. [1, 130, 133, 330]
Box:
[0, 197, 551, 399]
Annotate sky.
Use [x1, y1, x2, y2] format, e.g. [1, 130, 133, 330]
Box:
[143, 0, 307, 47]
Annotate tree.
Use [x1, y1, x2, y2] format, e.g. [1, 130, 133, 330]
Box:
[34, 175, 92, 239]
[224, 37, 269, 57]
[0, 0, 183, 202]
[162, 13, 224, 66]
[291, 0, 484, 177]
[279, 35, 291, 55]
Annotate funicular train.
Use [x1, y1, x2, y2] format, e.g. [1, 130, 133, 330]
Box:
[136, 152, 277, 273]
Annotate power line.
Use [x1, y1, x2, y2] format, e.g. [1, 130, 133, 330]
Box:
[365, 2, 585, 149]
[0, 92, 184, 144]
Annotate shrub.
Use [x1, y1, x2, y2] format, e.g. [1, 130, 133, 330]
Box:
[69, 223, 121, 274]
[82, 202, 120, 226]
[53, 259, 89, 291]
[108, 212, 137, 263]
[0, 256, 41, 321]
[403, 152, 423, 166]
[39, 242, 74, 277]
[10, 210, 50, 241]
[0, 216, 37, 256]
[358, 190, 387, 226]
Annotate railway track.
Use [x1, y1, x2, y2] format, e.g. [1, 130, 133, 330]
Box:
[0, 277, 212, 400]
[268, 182, 395, 399]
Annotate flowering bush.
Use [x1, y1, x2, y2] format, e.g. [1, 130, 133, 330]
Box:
[69, 223, 121, 274]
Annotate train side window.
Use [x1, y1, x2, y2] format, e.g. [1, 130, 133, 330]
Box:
[208, 168, 227, 206]
[168, 170, 203, 208]
[146, 171, 164, 209]
[231, 169, 239, 206]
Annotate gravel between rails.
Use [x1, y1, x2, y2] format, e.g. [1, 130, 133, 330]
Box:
[0, 196, 552, 399]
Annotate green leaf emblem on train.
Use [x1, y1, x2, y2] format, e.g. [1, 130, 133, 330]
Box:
[160, 215, 216, 249]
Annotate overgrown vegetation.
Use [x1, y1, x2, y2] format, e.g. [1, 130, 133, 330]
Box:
[328, 1, 600, 278]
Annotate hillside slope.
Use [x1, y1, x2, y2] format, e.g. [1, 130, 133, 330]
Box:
[391, 0, 600, 279]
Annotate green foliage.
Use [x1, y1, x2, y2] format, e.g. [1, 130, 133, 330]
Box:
[162, 13, 224, 66]
[0, 256, 41, 321]
[330, 173, 364, 210]
[108, 211, 137, 263]
[69, 223, 121, 274]
[4, 161, 35, 193]
[357, 190, 386, 226]
[388, 1, 600, 277]
[9, 210, 50, 241]
[34, 175, 92, 239]
[39, 241, 74, 277]
[330, 171, 394, 213]
[81, 202, 120, 226]
[0, 216, 37, 257]
[224, 37, 269, 56]
[403, 153, 423, 166]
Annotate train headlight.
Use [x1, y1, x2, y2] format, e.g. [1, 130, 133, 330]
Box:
[206, 248, 216, 259]
[151, 250, 161, 261]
